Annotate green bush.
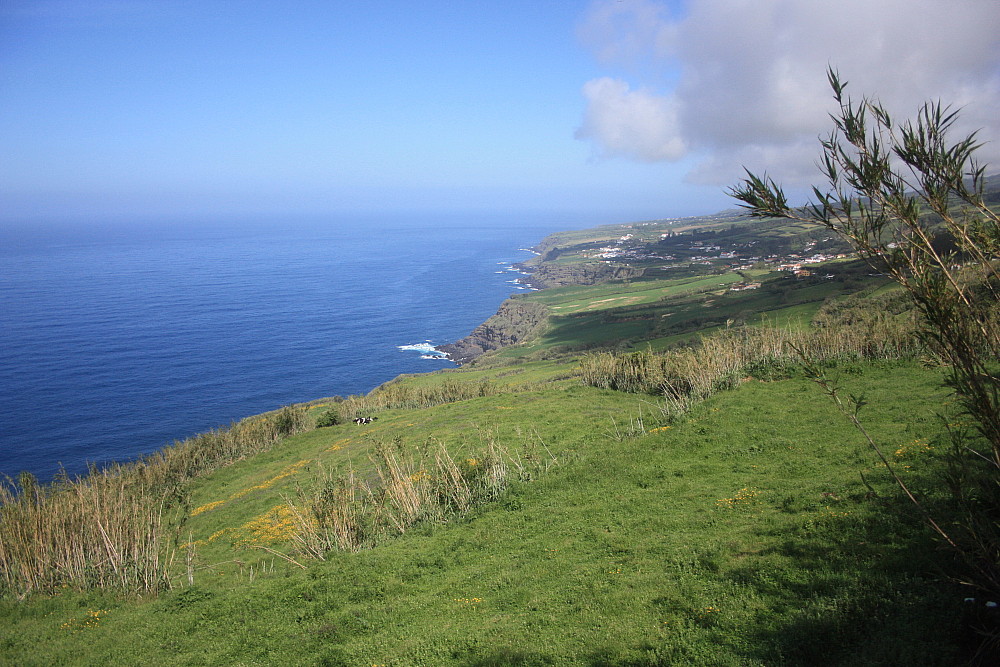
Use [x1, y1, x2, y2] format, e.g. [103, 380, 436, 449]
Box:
[315, 408, 341, 428]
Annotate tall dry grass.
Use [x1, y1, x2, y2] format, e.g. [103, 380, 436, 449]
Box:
[337, 378, 507, 420]
[288, 433, 548, 559]
[136, 405, 309, 490]
[0, 405, 309, 598]
[0, 470, 169, 599]
[580, 312, 921, 414]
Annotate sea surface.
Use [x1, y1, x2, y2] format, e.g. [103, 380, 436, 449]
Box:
[0, 214, 560, 482]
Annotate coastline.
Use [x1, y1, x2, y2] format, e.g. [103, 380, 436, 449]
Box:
[1, 218, 560, 483]
[431, 235, 645, 365]
[435, 297, 550, 365]
[431, 246, 550, 366]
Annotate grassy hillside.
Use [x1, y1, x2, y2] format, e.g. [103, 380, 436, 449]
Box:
[0, 363, 971, 665]
[470, 259, 892, 365]
[1, 202, 991, 664]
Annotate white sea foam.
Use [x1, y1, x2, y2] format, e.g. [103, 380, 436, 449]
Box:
[398, 341, 451, 360]
[397, 342, 437, 353]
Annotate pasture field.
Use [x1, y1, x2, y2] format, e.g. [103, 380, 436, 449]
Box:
[482, 260, 890, 364]
[0, 360, 970, 665]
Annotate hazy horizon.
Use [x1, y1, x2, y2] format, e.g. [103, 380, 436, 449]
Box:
[3, 0, 998, 227]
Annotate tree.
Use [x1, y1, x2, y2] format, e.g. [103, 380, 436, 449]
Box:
[730, 69, 1000, 598]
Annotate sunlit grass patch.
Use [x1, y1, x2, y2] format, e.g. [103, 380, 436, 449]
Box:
[0, 361, 968, 665]
[234, 504, 302, 546]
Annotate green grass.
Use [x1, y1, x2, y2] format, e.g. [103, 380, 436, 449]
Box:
[0, 361, 973, 665]
[477, 266, 890, 365]
[525, 274, 743, 315]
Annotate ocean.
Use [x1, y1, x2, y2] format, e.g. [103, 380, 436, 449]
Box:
[0, 214, 561, 483]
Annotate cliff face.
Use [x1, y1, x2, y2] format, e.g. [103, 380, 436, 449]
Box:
[438, 298, 549, 365]
[523, 262, 644, 289]
[441, 237, 645, 364]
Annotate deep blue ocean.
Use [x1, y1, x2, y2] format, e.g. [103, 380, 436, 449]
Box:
[0, 214, 562, 482]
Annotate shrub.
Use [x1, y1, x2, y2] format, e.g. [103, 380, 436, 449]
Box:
[730, 69, 1000, 610]
[315, 408, 342, 428]
[288, 433, 554, 559]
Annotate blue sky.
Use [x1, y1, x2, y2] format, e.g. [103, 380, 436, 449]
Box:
[2, 0, 998, 226]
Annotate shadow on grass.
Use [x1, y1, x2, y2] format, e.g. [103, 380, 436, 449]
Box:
[575, 495, 981, 666]
[460, 647, 555, 666]
[741, 491, 983, 665]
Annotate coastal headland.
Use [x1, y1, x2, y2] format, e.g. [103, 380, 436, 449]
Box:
[3, 189, 998, 664]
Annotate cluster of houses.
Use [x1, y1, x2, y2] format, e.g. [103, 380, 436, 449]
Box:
[583, 230, 853, 276]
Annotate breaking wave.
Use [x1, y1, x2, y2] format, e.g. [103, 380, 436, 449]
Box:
[397, 341, 451, 361]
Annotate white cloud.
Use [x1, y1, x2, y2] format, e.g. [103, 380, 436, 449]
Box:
[576, 0, 678, 69]
[575, 77, 687, 161]
[577, 0, 1000, 185]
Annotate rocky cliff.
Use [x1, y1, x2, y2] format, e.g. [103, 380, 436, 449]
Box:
[438, 298, 549, 365]
[521, 262, 644, 289]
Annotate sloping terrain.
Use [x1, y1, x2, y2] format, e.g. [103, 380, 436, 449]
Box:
[0, 363, 969, 665]
[3, 198, 993, 664]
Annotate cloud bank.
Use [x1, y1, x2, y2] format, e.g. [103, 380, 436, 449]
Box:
[576, 0, 1000, 185]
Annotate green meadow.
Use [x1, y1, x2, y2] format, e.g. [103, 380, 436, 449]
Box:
[0, 362, 969, 665]
[0, 210, 989, 665]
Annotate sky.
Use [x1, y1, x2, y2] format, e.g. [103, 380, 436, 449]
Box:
[2, 0, 998, 226]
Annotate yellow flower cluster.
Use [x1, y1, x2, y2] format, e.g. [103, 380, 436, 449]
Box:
[235, 504, 300, 546]
[894, 439, 933, 459]
[326, 438, 350, 452]
[465, 458, 479, 467]
[190, 460, 311, 518]
[208, 528, 229, 543]
[231, 460, 310, 500]
[60, 609, 108, 632]
[649, 426, 672, 433]
[716, 487, 759, 509]
[454, 597, 483, 605]
[410, 469, 430, 483]
[697, 605, 721, 618]
[191, 500, 226, 517]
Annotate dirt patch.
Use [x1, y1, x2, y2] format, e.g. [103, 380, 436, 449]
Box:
[583, 296, 643, 311]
